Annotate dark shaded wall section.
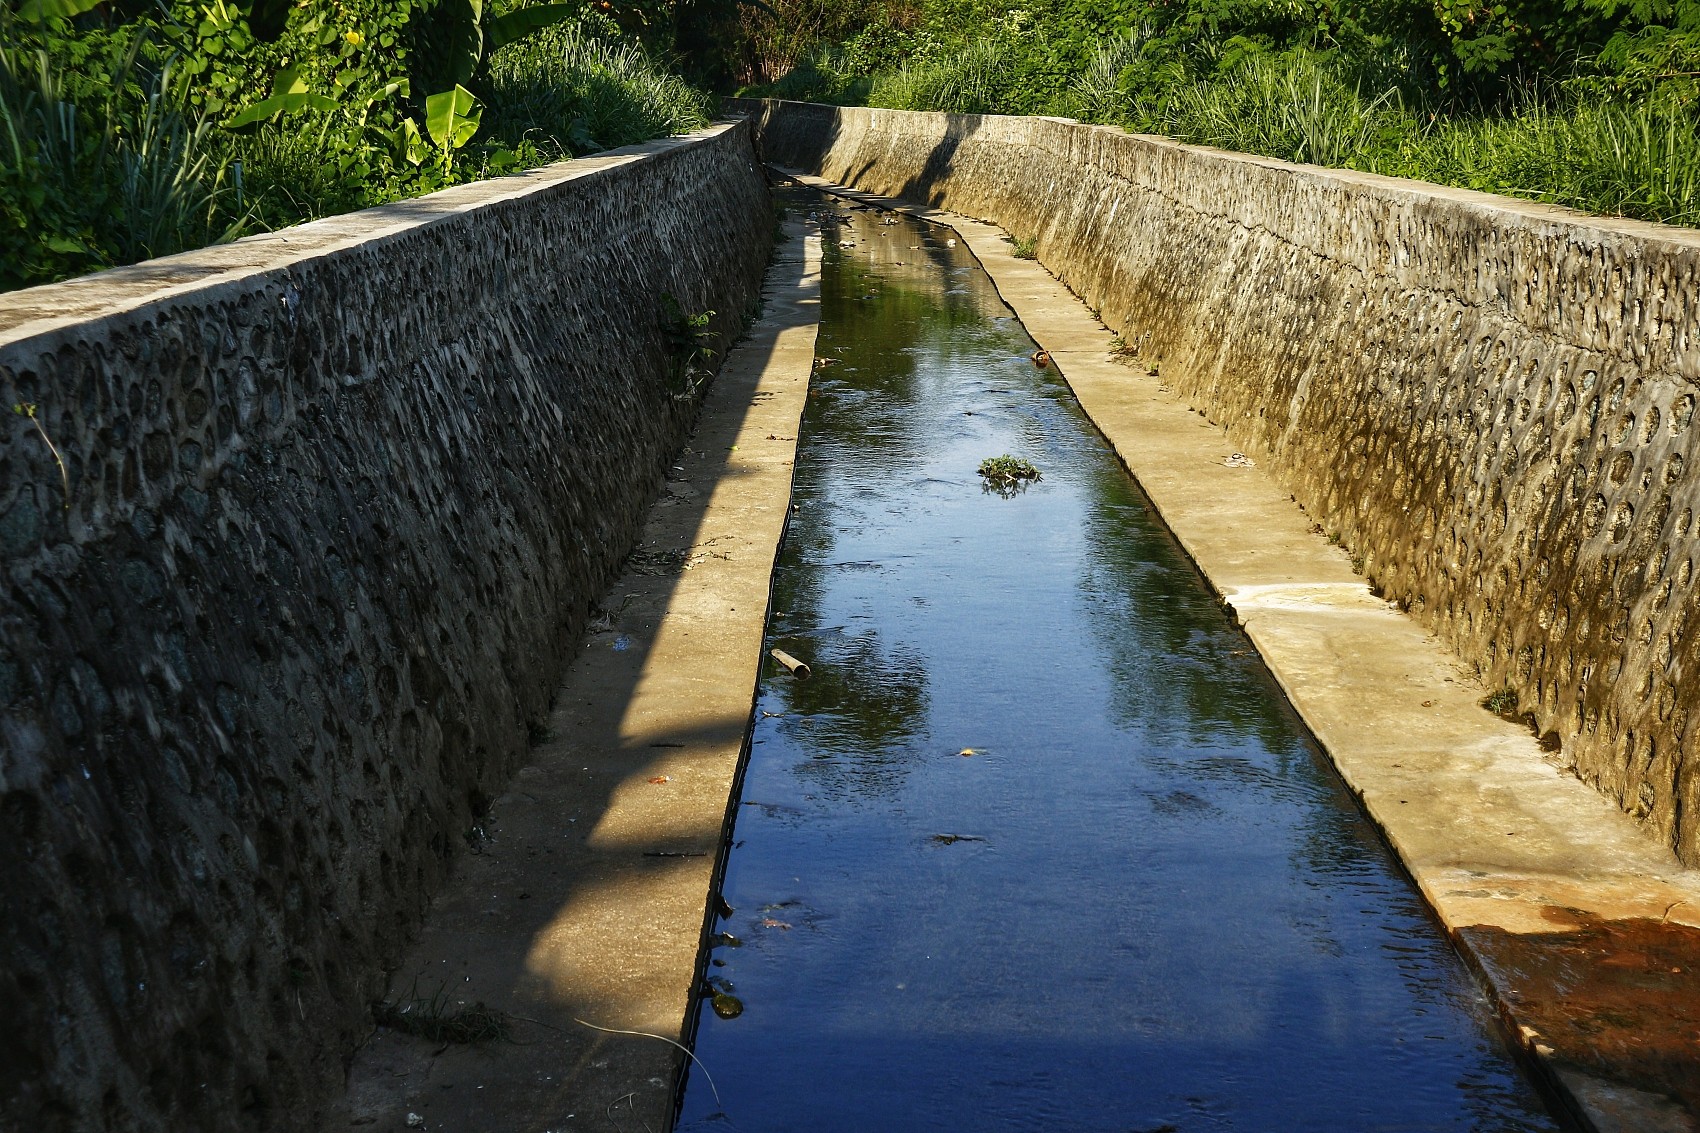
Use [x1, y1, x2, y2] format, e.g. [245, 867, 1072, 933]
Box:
[733, 99, 1700, 865]
[0, 121, 770, 1132]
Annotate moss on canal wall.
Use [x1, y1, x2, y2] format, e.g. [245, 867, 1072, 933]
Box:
[0, 123, 770, 1132]
[734, 98, 1700, 867]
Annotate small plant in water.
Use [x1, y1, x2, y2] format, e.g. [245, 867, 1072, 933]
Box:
[978, 454, 1041, 496]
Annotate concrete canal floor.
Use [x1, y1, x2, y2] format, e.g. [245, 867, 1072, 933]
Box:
[326, 170, 1700, 1133]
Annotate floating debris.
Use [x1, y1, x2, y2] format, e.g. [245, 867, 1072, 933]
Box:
[770, 648, 812, 680]
[1031, 350, 1051, 368]
[977, 455, 1042, 496]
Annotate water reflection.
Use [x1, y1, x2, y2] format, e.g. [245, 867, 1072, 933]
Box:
[677, 188, 1559, 1133]
[1074, 461, 1303, 753]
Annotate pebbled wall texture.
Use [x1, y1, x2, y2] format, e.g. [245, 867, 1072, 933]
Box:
[735, 99, 1700, 865]
[0, 121, 769, 1132]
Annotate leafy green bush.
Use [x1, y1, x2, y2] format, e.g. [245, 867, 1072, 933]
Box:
[0, 22, 245, 291]
[0, 0, 711, 294]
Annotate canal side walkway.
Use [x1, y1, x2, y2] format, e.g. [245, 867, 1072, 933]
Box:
[325, 211, 822, 1132]
[774, 168, 1700, 1133]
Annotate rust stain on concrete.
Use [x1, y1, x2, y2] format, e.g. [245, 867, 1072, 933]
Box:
[1462, 912, 1700, 1125]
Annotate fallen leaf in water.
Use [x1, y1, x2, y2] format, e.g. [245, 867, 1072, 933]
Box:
[958, 748, 977, 757]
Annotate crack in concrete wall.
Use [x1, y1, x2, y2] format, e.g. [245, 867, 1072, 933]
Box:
[0, 122, 771, 1132]
[735, 99, 1700, 868]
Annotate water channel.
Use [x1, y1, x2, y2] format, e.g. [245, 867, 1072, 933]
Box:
[675, 187, 1561, 1132]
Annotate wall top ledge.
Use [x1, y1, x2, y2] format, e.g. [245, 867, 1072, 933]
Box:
[0, 121, 745, 347]
[729, 99, 1700, 252]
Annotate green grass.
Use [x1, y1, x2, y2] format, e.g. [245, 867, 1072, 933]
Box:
[749, 26, 1700, 232]
[482, 22, 711, 159]
[868, 39, 1014, 115]
[0, 13, 711, 294]
[1118, 49, 1700, 227]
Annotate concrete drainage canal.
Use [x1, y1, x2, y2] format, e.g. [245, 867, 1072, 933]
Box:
[674, 186, 1563, 1132]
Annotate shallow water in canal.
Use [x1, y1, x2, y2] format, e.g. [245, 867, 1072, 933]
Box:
[674, 188, 1561, 1133]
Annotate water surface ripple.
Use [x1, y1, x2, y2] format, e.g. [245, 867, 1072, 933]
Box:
[677, 189, 1559, 1133]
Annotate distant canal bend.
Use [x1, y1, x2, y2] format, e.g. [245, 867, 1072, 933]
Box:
[676, 187, 1562, 1133]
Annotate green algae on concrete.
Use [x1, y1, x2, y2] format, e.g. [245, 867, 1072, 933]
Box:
[325, 207, 823, 1133]
[770, 168, 1700, 1133]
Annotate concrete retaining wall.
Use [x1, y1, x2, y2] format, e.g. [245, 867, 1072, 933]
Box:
[735, 99, 1700, 866]
[0, 121, 770, 1132]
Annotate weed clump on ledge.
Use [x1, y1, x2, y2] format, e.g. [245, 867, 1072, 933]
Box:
[978, 454, 1041, 496]
[1482, 687, 1520, 717]
[374, 985, 514, 1044]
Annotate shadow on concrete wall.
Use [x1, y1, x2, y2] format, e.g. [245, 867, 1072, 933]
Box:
[317, 192, 820, 1133]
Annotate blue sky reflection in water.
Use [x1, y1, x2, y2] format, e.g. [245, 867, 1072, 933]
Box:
[675, 188, 1560, 1133]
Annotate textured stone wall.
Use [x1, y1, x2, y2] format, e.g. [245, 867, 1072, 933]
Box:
[735, 99, 1700, 865]
[0, 122, 769, 1132]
